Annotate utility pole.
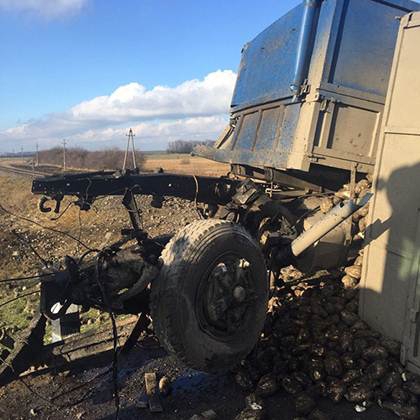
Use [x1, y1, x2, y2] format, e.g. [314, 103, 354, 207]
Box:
[62, 139, 67, 171]
[35, 143, 39, 167]
[123, 129, 137, 170]
[20, 146, 24, 161]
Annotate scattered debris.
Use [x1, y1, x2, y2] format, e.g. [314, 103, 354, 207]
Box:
[158, 375, 172, 397]
[144, 372, 163, 413]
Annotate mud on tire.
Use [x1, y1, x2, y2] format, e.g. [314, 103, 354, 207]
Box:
[150, 219, 268, 372]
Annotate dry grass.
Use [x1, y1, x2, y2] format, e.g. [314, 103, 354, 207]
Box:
[143, 154, 229, 177]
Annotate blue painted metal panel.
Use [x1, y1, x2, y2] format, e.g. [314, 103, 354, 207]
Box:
[231, 4, 304, 109]
[208, 0, 420, 174]
[232, 0, 420, 112]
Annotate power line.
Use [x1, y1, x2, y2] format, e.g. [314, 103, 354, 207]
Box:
[123, 129, 137, 170]
[35, 143, 39, 167]
[62, 139, 67, 171]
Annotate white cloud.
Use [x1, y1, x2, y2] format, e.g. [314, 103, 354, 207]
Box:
[0, 70, 237, 150]
[70, 115, 230, 150]
[71, 70, 237, 122]
[0, 0, 88, 18]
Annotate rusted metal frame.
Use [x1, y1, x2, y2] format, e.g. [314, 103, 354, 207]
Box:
[122, 189, 143, 246]
[32, 171, 239, 206]
[230, 163, 338, 193]
[264, 167, 324, 193]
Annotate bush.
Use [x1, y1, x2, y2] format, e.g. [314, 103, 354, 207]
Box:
[38, 147, 144, 170]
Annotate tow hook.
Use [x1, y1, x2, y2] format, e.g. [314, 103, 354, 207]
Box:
[38, 195, 63, 213]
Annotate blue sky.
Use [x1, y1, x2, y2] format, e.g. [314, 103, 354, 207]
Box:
[0, 0, 301, 151]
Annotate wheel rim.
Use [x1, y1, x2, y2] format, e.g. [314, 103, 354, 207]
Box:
[197, 252, 257, 338]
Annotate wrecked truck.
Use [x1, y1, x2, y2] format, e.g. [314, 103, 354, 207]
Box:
[27, 0, 420, 373]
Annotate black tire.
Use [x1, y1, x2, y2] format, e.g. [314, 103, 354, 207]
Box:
[150, 219, 268, 372]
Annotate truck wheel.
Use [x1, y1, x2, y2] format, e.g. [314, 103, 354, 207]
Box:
[150, 219, 268, 372]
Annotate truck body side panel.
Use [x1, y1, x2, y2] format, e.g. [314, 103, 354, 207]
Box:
[200, 0, 420, 178]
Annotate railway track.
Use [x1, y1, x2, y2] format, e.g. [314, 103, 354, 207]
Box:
[0, 314, 144, 385]
[0, 163, 47, 178]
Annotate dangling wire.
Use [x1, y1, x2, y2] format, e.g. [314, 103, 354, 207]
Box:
[0, 289, 39, 309]
[0, 202, 99, 252]
[11, 230, 49, 268]
[0, 272, 53, 284]
[76, 207, 83, 254]
[94, 255, 120, 419]
[49, 201, 73, 221]
[192, 175, 204, 220]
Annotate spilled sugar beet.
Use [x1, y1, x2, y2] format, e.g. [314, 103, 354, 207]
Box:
[232, 179, 420, 419]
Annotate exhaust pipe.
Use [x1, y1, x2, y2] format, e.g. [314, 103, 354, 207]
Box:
[291, 193, 373, 257]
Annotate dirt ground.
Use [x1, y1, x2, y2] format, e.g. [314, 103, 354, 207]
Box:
[0, 170, 400, 420]
[0, 333, 397, 420]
